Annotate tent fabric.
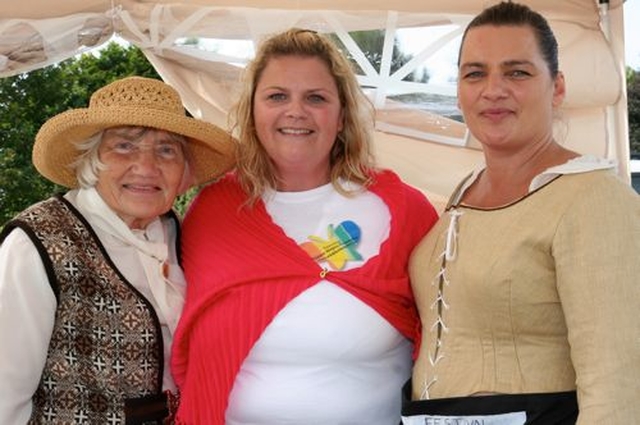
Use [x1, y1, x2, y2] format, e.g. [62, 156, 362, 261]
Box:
[0, 0, 631, 211]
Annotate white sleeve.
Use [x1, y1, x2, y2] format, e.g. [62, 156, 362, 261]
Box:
[0, 228, 57, 424]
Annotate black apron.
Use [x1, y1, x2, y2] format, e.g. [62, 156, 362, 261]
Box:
[401, 380, 578, 425]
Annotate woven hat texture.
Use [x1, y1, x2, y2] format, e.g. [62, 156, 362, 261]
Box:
[33, 76, 236, 188]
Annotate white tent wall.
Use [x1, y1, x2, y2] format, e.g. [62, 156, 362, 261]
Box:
[0, 0, 630, 211]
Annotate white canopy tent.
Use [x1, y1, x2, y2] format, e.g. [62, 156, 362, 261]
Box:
[0, 0, 630, 210]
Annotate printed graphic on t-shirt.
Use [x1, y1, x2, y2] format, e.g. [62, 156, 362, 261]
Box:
[300, 220, 363, 270]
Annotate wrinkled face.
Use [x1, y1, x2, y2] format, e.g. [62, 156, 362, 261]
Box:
[457, 25, 565, 151]
[95, 127, 190, 229]
[253, 55, 344, 191]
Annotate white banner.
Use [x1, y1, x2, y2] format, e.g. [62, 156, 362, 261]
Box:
[401, 411, 527, 425]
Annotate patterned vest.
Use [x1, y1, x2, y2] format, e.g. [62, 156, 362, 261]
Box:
[0, 195, 165, 424]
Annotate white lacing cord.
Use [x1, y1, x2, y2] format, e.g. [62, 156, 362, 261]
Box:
[444, 209, 463, 261]
[420, 375, 437, 400]
[420, 209, 462, 401]
[430, 316, 448, 334]
[430, 291, 449, 311]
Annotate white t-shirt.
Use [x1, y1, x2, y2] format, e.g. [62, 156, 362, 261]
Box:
[225, 182, 412, 425]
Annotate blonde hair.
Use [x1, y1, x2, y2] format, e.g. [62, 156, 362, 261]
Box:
[232, 28, 377, 205]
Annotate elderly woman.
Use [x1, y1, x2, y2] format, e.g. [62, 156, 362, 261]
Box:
[0, 76, 235, 424]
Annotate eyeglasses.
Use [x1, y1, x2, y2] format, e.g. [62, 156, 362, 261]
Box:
[101, 137, 186, 163]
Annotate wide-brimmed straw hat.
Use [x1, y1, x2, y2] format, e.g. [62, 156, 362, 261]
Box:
[33, 76, 236, 188]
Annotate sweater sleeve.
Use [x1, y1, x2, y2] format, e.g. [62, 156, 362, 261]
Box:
[171, 175, 322, 423]
[553, 172, 640, 423]
[363, 169, 440, 342]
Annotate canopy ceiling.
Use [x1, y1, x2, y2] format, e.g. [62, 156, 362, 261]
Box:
[0, 0, 630, 210]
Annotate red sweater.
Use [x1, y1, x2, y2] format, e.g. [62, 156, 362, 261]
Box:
[171, 169, 438, 424]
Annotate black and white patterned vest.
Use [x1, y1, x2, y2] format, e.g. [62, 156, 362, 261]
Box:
[0, 195, 166, 424]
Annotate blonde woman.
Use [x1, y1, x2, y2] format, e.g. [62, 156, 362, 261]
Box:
[171, 28, 439, 424]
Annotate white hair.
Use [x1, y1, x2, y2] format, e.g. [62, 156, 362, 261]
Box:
[71, 131, 106, 189]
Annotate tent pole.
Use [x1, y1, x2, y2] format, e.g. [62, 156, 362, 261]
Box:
[598, 0, 630, 182]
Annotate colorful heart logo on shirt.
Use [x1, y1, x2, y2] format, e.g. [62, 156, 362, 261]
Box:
[300, 220, 363, 270]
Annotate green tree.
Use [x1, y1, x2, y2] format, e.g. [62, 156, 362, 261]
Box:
[627, 67, 640, 154]
[332, 30, 430, 83]
[0, 42, 161, 227]
[1, 67, 70, 227]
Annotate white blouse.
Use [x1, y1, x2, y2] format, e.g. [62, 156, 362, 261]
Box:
[0, 187, 185, 424]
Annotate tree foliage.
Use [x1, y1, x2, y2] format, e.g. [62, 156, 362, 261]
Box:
[332, 30, 430, 83]
[627, 67, 640, 154]
[1, 66, 70, 227]
[0, 42, 160, 227]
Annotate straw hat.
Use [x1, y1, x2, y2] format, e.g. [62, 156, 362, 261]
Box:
[33, 76, 236, 188]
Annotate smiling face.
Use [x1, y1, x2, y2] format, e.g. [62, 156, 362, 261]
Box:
[95, 127, 190, 229]
[457, 25, 565, 153]
[252, 55, 344, 191]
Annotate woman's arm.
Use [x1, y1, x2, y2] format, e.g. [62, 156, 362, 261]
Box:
[554, 175, 640, 423]
[0, 228, 57, 424]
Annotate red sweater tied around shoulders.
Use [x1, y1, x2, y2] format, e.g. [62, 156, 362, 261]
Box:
[171, 169, 438, 424]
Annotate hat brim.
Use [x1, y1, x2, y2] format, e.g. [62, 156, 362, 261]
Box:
[33, 106, 236, 188]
